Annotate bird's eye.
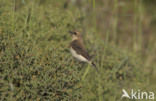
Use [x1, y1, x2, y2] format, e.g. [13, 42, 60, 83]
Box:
[73, 32, 77, 35]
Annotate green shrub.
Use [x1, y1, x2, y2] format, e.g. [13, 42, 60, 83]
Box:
[0, 0, 152, 101]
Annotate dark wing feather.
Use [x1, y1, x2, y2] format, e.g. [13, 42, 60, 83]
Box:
[71, 40, 91, 60]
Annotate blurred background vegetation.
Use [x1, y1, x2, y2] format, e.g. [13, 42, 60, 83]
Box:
[0, 0, 155, 101]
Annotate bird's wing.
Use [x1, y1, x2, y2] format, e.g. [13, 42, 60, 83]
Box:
[71, 40, 91, 60]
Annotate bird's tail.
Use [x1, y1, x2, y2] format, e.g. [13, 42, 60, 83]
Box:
[90, 62, 99, 73]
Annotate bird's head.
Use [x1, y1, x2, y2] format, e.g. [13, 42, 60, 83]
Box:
[69, 31, 82, 40]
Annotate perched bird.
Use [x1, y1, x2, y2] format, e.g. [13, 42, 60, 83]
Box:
[69, 31, 98, 72]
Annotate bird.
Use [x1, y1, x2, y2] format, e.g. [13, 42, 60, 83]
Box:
[69, 31, 99, 72]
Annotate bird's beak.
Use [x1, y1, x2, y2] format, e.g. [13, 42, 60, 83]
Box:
[69, 31, 74, 35]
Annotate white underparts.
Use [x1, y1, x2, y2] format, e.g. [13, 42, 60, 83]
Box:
[70, 47, 89, 62]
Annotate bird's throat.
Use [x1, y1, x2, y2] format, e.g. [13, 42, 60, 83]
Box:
[72, 36, 78, 41]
